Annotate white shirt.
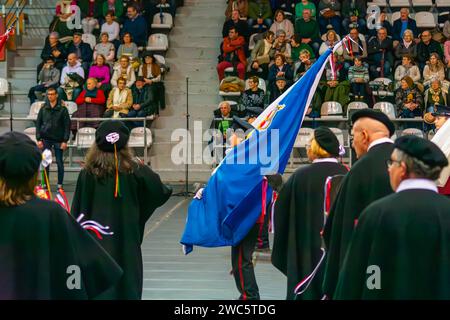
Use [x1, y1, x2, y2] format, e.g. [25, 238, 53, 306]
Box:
[101, 21, 120, 41]
[312, 158, 338, 164]
[396, 178, 438, 193]
[368, 137, 393, 151]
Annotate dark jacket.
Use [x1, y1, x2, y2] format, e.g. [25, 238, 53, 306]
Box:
[36, 101, 71, 142]
[392, 17, 418, 41]
[268, 63, 293, 86]
[222, 19, 250, 39]
[78, 0, 103, 19]
[132, 85, 156, 115]
[367, 36, 394, 65]
[40, 40, 67, 66]
[67, 41, 93, 63]
[121, 14, 148, 47]
[416, 39, 444, 64]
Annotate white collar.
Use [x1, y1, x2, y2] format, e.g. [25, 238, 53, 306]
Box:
[396, 178, 438, 193]
[313, 158, 338, 164]
[368, 137, 393, 151]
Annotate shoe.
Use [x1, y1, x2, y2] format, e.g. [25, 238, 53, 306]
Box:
[57, 184, 63, 190]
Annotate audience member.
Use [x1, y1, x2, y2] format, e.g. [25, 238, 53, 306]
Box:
[392, 8, 418, 46]
[348, 56, 369, 101]
[367, 27, 394, 78]
[58, 53, 85, 101]
[29, 57, 61, 104]
[121, 4, 148, 47]
[67, 32, 94, 73]
[73, 78, 106, 130]
[270, 10, 294, 39]
[294, 9, 321, 54]
[217, 27, 247, 81]
[105, 77, 133, 118]
[111, 56, 136, 88]
[395, 76, 423, 118]
[88, 54, 112, 93]
[94, 32, 116, 66]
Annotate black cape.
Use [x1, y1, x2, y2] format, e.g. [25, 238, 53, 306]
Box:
[335, 189, 450, 299]
[272, 161, 348, 300]
[0, 197, 122, 299]
[71, 163, 172, 299]
[322, 142, 394, 298]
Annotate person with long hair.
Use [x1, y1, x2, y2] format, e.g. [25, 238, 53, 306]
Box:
[0, 131, 122, 299]
[71, 120, 172, 299]
[139, 52, 165, 111]
[423, 52, 447, 88]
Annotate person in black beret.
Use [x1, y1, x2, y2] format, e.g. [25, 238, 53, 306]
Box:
[272, 126, 348, 300]
[335, 136, 450, 299]
[322, 108, 396, 298]
[71, 120, 172, 299]
[0, 131, 122, 299]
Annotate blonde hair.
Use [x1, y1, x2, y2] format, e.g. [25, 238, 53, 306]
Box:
[309, 138, 332, 159]
[0, 173, 38, 207]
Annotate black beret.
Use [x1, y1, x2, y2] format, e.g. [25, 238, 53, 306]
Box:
[95, 121, 130, 152]
[314, 126, 340, 157]
[394, 135, 448, 168]
[432, 104, 450, 117]
[0, 132, 41, 183]
[232, 115, 254, 131]
[351, 108, 395, 137]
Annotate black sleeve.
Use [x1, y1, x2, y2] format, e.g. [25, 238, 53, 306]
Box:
[36, 108, 43, 141]
[62, 107, 71, 142]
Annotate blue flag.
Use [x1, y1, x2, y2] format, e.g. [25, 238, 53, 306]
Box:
[180, 47, 335, 254]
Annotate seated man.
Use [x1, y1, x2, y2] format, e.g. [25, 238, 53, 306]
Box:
[38, 32, 67, 76]
[105, 77, 133, 118]
[217, 27, 247, 81]
[417, 30, 444, 71]
[120, 4, 148, 47]
[367, 27, 394, 78]
[209, 101, 237, 159]
[57, 53, 85, 101]
[247, 0, 273, 29]
[72, 78, 106, 132]
[29, 57, 60, 104]
[240, 76, 265, 113]
[317, 0, 341, 35]
[270, 76, 288, 103]
[294, 9, 321, 55]
[223, 9, 250, 40]
[67, 32, 94, 74]
[341, 0, 366, 35]
[127, 76, 157, 128]
[392, 8, 418, 47]
[343, 28, 367, 76]
[111, 56, 136, 88]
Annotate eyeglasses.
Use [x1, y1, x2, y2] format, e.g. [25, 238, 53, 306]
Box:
[386, 159, 402, 167]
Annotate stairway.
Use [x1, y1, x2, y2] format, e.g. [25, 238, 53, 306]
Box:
[150, 0, 225, 183]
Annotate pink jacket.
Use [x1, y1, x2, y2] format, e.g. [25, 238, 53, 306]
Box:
[444, 40, 450, 65]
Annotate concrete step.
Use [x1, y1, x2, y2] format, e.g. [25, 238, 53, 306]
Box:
[170, 26, 222, 37]
[155, 167, 212, 183]
[173, 16, 224, 28]
[12, 55, 42, 68]
[177, 6, 226, 18]
[165, 92, 220, 107]
[165, 47, 219, 60]
[169, 36, 221, 49]
[165, 80, 218, 95]
[15, 46, 42, 57]
[9, 67, 36, 79]
[8, 78, 37, 92]
[153, 115, 212, 130]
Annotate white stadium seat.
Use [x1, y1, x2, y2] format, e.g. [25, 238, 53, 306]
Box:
[219, 78, 242, 98]
[0, 78, 8, 96]
[63, 101, 78, 115]
[415, 11, 436, 28]
[347, 101, 369, 119]
[374, 101, 397, 119]
[128, 127, 153, 148]
[248, 33, 259, 51]
[75, 127, 96, 148]
[389, 0, 410, 7]
[146, 34, 169, 53]
[27, 101, 45, 119]
[23, 127, 37, 143]
[436, 0, 450, 7]
[401, 128, 424, 138]
[151, 13, 173, 31]
[321, 101, 343, 117]
[294, 127, 314, 148]
[82, 33, 96, 50]
[329, 127, 345, 146]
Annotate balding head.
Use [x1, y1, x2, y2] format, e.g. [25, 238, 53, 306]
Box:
[352, 117, 391, 158]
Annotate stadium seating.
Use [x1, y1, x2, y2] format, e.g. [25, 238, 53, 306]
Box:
[145, 34, 169, 55]
[23, 127, 37, 143]
[320, 101, 343, 117]
[128, 127, 153, 148]
[75, 127, 96, 148]
[374, 101, 397, 119]
[401, 128, 424, 138]
[346, 101, 369, 119]
[0, 78, 8, 96]
[82, 33, 96, 50]
[151, 13, 174, 32]
[63, 101, 78, 116]
[27, 101, 44, 120]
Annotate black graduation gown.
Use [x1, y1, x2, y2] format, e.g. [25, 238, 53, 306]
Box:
[272, 161, 348, 300]
[71, 163, 172, 299]
[335, 189, 450, 299]
[0, 197, 122, 299]
[322, 142, 394, 298]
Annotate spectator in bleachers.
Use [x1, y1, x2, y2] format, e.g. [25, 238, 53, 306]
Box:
[124, 0, 144, 13]
[117, 32, 139, 62]
[394, 55, 421, 89]
[394, 29, 417, 66]
[424, 78, 448, 115]
[367, 27, 393, 78]
[52, 0, 76, 43]
[94, 32, 116, 66]
[294, 9, 321, 54]
[36, 87, 70, 190]
[217, 27, 247, 81]
[29, 57, 61, 105]
[240, 76, 265, 111]
[138, 53, 164, 111]
[78, 0, 102, 34]
[38, 32, 67, 77]
[102, 0, 124, 21]
[248, 31, 275, 79]
[392, 8, 418, 48]
[270, 10, 295, 40]
[111, 56, 136, 88]
[443, 13, 450, 40]
[367, 11, 392, 39]
[273, 30, 292, 61]
[319, 30, 343, 57]
[268, 53, 293, 91]
[348, 56, 369, 101]
[423, 53, 447, 89]
[58, 53, 85, 101]
[211, 101, 235, 142]
[322, 53, 349, 108]
[72, 78, 106, 131]
[317, 0, 341, 35]
[88, 54, 112, 93]
[226, 0, 249, 20]
[223, 9, 250, 40]
[295, 0, 316, 20]
[342, 28, 367, 75]
[127, 77, 157, 128]
[101, 10, 121, 49]
[67, 32, 94, 74]
[341, 0, 366, 35]
[417, 30, 444, 71]
[294, 49, 313, 81]
[395, 76, 423, 119]
[105, 77, 133, 118]
[290, 34, 315, 63]
[269, 76, 288, 102]
[445, 37, 450, 68]
[247, 0, 273, 29]
[121, 4, 148, 47]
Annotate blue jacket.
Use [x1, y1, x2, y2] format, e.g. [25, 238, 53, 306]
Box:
[392, 17, 418, 41]
[121, 14, 148, 47]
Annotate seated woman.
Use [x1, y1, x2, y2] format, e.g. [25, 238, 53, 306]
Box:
[424, 78, 448, 115]
[127, 77, 158, 128]
[138, 52, 165, 110]
[111, 56, 136, 88]
[268, 53, 293, 93]
[104, 77, 132, 118]
[94, 32, 115, 66]
[423, 53, 447, 89]
[394, 29, 417, 67]
[248, 30, 275, 79]
[269, 10, 294, 40]
[88, 54, 112, 95]
[116, 32, 140, 70]
[395, 76, 424, 119]
[72, 78, 106, 131]
[319, 29, 343, 57]
[101, 10, 121, 49]
[294, 49, 314, 81]
[394, 55, 421, 89]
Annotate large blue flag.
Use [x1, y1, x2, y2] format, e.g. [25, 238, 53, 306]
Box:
[181, 47, 336, 254]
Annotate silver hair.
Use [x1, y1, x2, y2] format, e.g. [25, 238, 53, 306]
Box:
[393, 149, 443, 180]
[49, 32, 59, 39]
[276, 29, 286, 37]
[219, 101, 230, 108]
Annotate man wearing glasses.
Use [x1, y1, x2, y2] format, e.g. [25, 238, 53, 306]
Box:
[335, 135, 450, 299]
[322, 109, 395, 299]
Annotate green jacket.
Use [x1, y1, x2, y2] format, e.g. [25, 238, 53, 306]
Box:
[294, 18, 320, 41]
[78, 0, 103, 19]
[248, 0, 272, 20]
[102, 0, 124, 18]
[36, 101, 71, 143]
